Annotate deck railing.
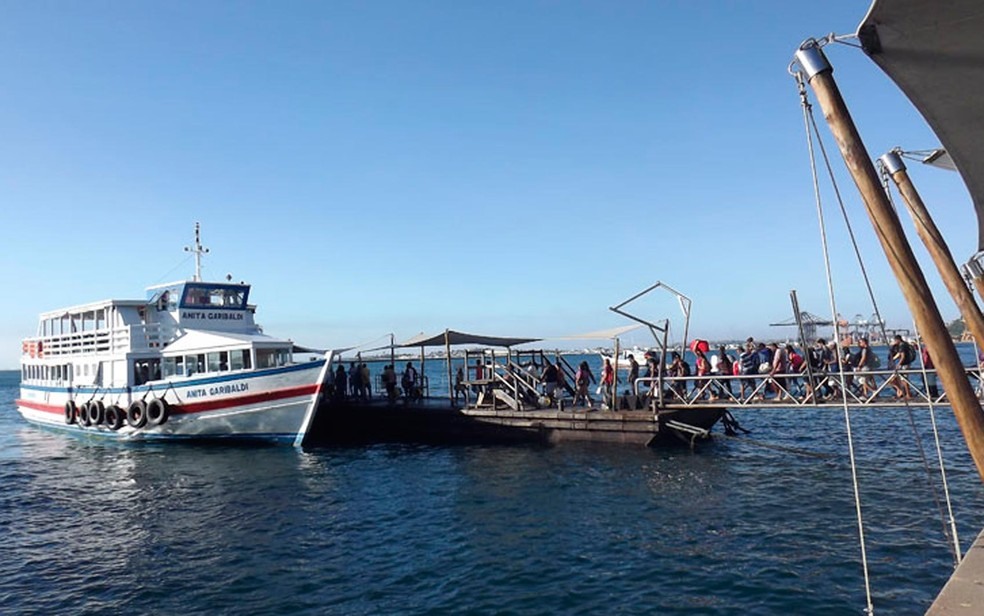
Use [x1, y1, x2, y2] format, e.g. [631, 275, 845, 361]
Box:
[629, 366, 979, 409]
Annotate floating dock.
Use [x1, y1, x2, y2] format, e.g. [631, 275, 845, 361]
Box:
[304, 398, 726, 447]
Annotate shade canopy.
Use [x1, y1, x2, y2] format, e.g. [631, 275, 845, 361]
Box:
[859, 0, 984, 251]
[551, 324, 643, 340]
[398, 330, 540, 349]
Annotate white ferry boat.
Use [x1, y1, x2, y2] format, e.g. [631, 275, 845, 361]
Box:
[14, 225, 334, 445]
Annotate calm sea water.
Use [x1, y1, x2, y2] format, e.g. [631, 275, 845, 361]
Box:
[4, 348, 984, 615]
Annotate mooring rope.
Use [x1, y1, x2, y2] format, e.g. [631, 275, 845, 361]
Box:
[794, 68, 874, 614]
[911, 322, 963, 566]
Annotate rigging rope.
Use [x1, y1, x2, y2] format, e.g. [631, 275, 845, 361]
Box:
[876, 158, 963, 566]
[912, 323, 963, 566]
[795, 70, 875, 615]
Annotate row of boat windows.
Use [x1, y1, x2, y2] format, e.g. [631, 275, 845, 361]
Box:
[21, 349, 292, 384]
[159, 349, 291, 379]
[22, 364, 74, 382]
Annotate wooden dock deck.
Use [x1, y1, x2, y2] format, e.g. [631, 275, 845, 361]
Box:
[927, 529, 984, 615]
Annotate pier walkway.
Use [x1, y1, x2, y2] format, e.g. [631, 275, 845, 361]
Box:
[460, 358, 979, 413]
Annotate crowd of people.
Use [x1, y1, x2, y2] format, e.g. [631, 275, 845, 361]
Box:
[643, 334, 931, 403]
[323, 333, 939, 410]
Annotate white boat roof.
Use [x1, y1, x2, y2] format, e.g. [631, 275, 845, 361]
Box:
[162, 330, 290, 355]
[858, 0, 984, 251]
[39, 298, 146, 319]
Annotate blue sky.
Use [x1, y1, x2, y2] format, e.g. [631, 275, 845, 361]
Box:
[0, 1, 975, 368]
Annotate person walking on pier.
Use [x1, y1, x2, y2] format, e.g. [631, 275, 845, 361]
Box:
[601, 358, 616, 409]
[711, 346, 733, 399]
[627, 354, 640, 394]
[402, 361, 419, 402]
[889, 335, 914, 399]
[334, 364, 348, 402]
[360, 363, 371, 400]
[454, 366, 466, 404]
[855, 337, 878, 398]
[739, 342, 758, 397]
[921, 344, 939, 398]
[349, 362, 361, 399]
[542, 361, 559, 399]
[383, 364, 398, 403]
[574, 361, 595, 407]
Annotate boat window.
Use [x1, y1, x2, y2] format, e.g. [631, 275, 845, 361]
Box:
[163, 356, 185, 378]
[256, 348, 291, 369]
[180, 284, 248, 309]
[207, 352, 222, 373]
[230, 349, 250, 371]
[185, 354, 205, 377]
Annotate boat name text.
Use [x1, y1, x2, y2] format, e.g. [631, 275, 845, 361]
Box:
[181, 310, 244, 321]
[185, 382, 249, 398]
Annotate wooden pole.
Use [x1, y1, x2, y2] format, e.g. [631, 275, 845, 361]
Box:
[445, 329, 453, 407]
[797, 45, 984, 481]
[882, 151, 984, 347]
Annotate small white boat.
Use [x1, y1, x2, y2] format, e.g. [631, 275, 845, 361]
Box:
[15, 225, 333, 444]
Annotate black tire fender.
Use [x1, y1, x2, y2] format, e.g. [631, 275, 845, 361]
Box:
[146, 398, 170, 426]
[104, 405, 124, 431]
[64, 401, 77, 425]
[126, 400, 148, 429]
[88, 400, 105, 426]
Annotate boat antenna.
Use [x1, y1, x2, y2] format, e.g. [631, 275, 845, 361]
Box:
[184, 222, 210, 282]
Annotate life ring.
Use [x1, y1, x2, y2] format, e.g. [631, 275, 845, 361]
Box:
[104, 405, 124, 431]
[79, 402, 92, 427]
[64, 401, 77, 425]
[126, 400, 148, 429]
[88, 400, 105, 426]
[146, 398, 170, 426]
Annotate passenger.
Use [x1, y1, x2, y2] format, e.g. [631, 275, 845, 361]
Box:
[574, 360, 595, 407]
[921, 344, 939, 398]
[840, 343, 858, 395]
[627, 354, 640, 394]
[334, 364, 348, 401]
[555, 360, 567, 399]
[855, 337, 876, 398]
[454, 366, 466, 403]
[383, 364, 398, 403]
[601, 358, 616, 409]
[402, 361, 418, 402]
[889, 335, 914, 399]
[738, 341, 758, 397]
[693, 347, 711, 400]
[786, 344, 804, 397]
[541, 361, 559, 399]
[360, 363, 371, 400]
[668, 352, 688, 401]
[712, 345, 734, 399]
[349, 362, 360, 398]
[768, 342, 789, 400]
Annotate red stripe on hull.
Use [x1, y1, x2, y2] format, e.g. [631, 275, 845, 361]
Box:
[16, 383, 321, 417]
[175, 384, 320, 414]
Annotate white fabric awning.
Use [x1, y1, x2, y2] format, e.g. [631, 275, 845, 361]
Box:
[550, 324, 643, 340]
[859, 0, 984, 251]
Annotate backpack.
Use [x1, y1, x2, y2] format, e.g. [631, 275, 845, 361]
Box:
[901, 343, 916, 365]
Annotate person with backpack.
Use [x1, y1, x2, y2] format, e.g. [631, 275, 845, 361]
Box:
[889, 335, 914, 399]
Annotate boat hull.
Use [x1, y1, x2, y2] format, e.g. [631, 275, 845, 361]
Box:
[15, 360, 328, 444]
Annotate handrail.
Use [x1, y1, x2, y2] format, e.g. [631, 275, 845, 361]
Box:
[633, 366, 978, 408]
